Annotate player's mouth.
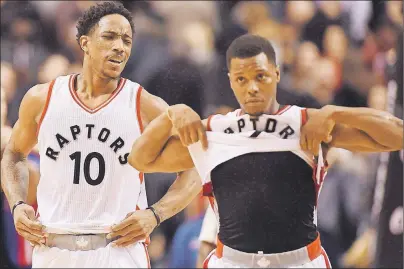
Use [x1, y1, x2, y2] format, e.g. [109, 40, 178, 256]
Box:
[245, 98, 264, 104]
[108, 59, 123, 65]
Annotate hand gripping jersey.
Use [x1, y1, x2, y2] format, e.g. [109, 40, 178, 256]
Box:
[36, 74, 148, 235]
[188, 106, 328, 253]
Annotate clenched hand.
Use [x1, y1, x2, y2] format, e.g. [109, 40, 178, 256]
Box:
[167, 104, 208, 150]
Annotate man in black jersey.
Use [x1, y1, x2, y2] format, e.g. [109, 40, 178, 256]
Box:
[126, 34, 403, 268]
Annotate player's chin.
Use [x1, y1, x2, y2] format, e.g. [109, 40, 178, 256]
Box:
[104, 69, 123, 80]
[244, 105, 265, 116]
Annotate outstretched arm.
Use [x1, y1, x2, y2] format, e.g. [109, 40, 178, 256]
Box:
[301, 105, 403, 154]
[329, 106, 402, 150]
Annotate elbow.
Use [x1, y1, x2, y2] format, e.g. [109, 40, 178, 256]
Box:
[128, 152, 152, 172]
[385, 129, 403, 151]
[390, 139, 403, 152]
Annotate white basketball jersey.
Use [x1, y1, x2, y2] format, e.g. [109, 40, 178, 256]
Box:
[188, 106, 328, 226]
[36, 74, 148, 234]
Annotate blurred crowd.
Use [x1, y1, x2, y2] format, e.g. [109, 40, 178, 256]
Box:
[1, 1, 403, 268]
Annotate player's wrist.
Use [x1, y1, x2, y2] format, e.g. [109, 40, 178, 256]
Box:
[12, 200, 26, 217]
[146, 206, 161, 227]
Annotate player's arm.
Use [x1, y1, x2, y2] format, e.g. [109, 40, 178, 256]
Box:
[107, 168, 202, 246]
[109, 90, 206, 246]
[128, 89, 207, 173]
[301, 105, 403, 154]
[1, 83, 49, 245]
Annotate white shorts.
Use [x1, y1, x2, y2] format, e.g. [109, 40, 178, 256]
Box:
[32, 242, 150, 268]
[203, 236, 331, 268]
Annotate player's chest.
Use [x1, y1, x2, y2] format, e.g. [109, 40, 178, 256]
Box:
[41, 102, 140, 151]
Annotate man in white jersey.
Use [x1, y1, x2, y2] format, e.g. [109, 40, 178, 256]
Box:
[128, 34, 403, 268]
[1, 2, 206, 268]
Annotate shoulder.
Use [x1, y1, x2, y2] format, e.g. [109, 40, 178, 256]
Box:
[137, 86, 169, 127]
[22, 82, 52, 107]
[20, 81, 54, 122]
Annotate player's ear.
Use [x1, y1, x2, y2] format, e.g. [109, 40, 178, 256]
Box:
[80, 36, 90, 54]
[275, 65, 280, 83]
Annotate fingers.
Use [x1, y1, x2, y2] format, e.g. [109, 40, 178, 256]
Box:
[118, 235, 146, 247]
[108, 222, 140, 239]
[112, 233, 146, 247]
[325, 135, 333, 144]
[300, 133, 308, 151]
[177, 127, 188, 147]
[17, 225, 45, 245]
[110, 218, 132, 234]
[22, 218, 43, 232]
[198, 126, 208, 150]
[15, 214, 44, 233]
[189, 126, 199, 145]
[312, 140, 320, 156]
[177, 122, 207, 148]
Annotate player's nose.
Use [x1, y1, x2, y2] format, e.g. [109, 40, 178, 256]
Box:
[247, 81, 259, 94]
[112, 39, 125, 54]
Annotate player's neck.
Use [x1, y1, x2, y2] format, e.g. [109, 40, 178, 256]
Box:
[78, 61, 120, 97]
[266, 100, 281, 114]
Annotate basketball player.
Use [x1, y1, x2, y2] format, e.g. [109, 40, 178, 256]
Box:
[128, 34, 403, 268]
[1, 2, 205, 268]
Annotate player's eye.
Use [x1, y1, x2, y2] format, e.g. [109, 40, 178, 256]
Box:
[102, 35, 113, 40]
[237, 77, 245, 83]
[257, 73, 267, 81]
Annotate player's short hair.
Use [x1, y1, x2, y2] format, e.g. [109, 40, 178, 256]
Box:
[76, 1, 134, 45]
[226, 34, 277, 70]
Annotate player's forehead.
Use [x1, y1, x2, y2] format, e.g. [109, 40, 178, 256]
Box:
[230, 53, 273, 74]
[95, 14, 132, 37]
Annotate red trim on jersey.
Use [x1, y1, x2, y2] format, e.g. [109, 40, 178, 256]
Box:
[36, 79, 56, 136]
[135, 86, 144, 185]
[17, 235, 27, 266]
[216, 239, 224, 258]
[69, 74, 126, 114]
[301, 108, 308, 125]
[143, 243, 151, 268]
[203, 182, 214, 197]
[312, 163, 327, 205]
[203, 249, 215, 268]
[135, 86, 144, 133]
[275, 105, 292, 115]
[206, 115, 214, 131]
[321, 248, 331, 268]
[207, 196, 216, 210]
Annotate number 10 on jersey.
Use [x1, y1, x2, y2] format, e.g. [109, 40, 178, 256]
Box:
[69, 151, 106, 186]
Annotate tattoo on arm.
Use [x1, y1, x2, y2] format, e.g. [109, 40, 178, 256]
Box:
[1, 148, 30, 209]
